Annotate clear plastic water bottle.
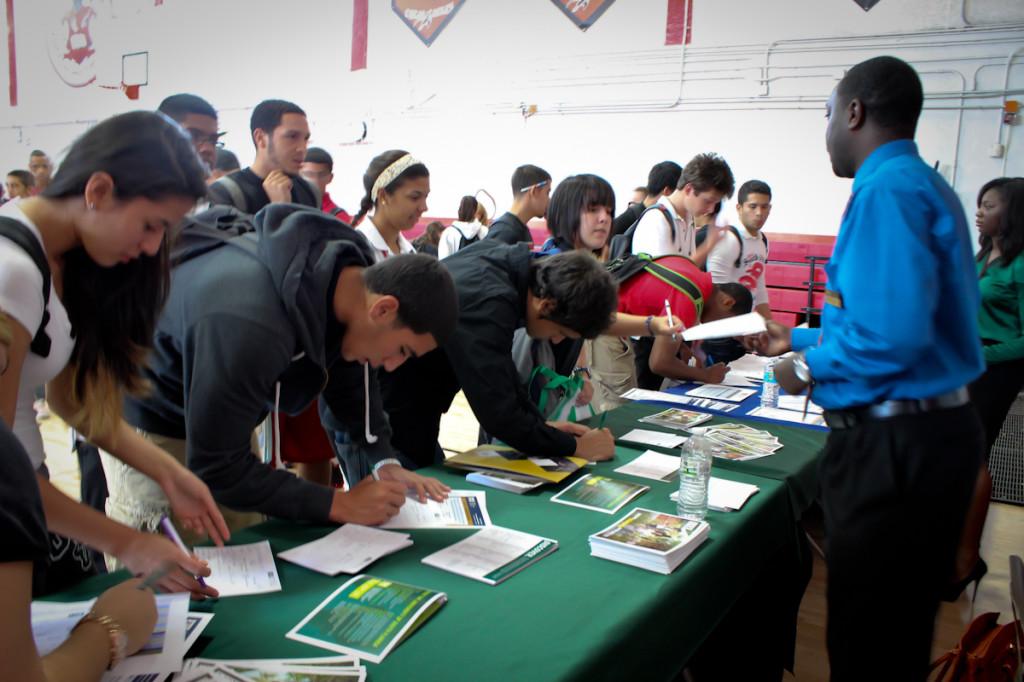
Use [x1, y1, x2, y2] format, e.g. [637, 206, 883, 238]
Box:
[677, 435, 712, 521]
[760, 358, 780, 408]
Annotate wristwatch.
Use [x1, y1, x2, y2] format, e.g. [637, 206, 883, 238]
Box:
[74, 612, 128, 670]
[791, 351, 813, 385]
[372, 457, 403, 476]
[572, 366, 592, 379]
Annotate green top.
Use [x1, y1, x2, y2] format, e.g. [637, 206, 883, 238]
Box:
[977, 252, 1024, 364]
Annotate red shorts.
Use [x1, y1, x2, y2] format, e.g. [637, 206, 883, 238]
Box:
[278, 400, 335, 464]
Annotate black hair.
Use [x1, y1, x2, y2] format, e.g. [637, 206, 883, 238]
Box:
[352, 149, 430, 227]
[6, 169, 34, 188]
[646, 161, 683, 196]
[250, 99, 306, 145]
[707, 200, 722, 217]
[214, 148, 240, 172]
[363, 253, 458, 346]
[29, 149, 48, 158]
[678, 153, 735, 198]
[977, 177, 1024, 267]
[457, 196, 478, 222]
[546, 174, 615, 253]
[738, 179, 772, 204]
[529, 251, 618, 339]
[305, 146, 334, 171]
[837, 56, 923, 136]
[157, 93, 217, 123]
[713, 283, 753, 315]
[42, 110, 208, 437]
[511, 164, 551, 197]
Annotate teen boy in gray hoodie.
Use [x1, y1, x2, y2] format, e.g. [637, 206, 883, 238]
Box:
[115, 205, 457, 534]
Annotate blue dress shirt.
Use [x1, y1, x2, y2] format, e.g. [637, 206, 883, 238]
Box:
[790, 140, 984, 410]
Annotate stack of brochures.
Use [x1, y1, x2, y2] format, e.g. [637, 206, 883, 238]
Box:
[588, 508, 710, 574]
[697, 423, 783, 461]
[422, 526, 558, 585]
[445, 444, 587, 485]
[639, 408, 713, 432]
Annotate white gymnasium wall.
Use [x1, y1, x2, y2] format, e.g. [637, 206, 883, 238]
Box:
[0, 0, 1022, 237]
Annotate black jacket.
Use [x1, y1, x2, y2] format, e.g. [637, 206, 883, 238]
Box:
[612, 201, 645, 236]
[485, 211, 533, 246]
[383, 241, 576, 465]
[124, 204, 396, 521]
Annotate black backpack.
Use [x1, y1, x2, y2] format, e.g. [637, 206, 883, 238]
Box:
[0, 217, 52, 357]
[694, 224, 768, 268]
[454, 225, 480, 251]
[606, 253, 705, 319]
[607, 204, 675, 261]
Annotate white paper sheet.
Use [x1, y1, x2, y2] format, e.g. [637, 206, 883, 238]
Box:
[194, 540, 282, 597]
[747, 405, 826, 426]
[614, 450, 680, 481]
[618, 428, 688, 449]
[421, 526, 558, 584]
[685, 385, 757, 402]
[184, 611, 214, 651]
[682, 312, 766, 341]
[620, 388, 741, 412]
[277, 524, 413, 576]
[727, 353, 771, 380]
[380, 490, 491, 529]
[776, 394, 824, 414]
[670, 477, 760, 511]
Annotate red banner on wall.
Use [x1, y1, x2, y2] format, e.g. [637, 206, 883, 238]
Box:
[392, 0, 465, 46]
[550, 0, 616, 31]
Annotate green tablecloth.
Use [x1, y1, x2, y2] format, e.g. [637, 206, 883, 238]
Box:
[586, 402, 827, 517]
[47, 449, 797, 682]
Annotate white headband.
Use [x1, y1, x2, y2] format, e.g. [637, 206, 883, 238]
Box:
[370, 154, 421, 203]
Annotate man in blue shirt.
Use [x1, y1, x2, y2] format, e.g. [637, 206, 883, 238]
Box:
[750, 56, 985, 680]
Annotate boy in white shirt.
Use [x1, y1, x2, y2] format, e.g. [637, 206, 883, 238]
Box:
[707, 179, 772, 319]
[630, 152, 734, 267]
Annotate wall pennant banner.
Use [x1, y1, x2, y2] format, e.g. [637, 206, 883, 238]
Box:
[392, 0, 465, 46]
[852, 0, 882, 10]
[550, 0, 616, 31]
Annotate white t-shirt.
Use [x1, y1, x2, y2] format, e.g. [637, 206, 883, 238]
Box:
[0, 202, 75, 468]
[438, 220, 486, 260]
[630, 196, 694, 258]
[706, 226, 770, 307]
[356, 217, 416, 263]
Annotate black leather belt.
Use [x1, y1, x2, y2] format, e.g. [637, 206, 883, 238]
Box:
[823, 387, 970, 430]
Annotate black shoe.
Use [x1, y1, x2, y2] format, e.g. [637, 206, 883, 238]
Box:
[941, 558, 988, 603]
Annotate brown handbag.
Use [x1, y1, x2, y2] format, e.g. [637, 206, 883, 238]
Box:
[929, 612, 1022, 681]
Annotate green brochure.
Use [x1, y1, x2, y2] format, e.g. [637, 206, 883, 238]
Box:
[286, 575, 447, 664]
[549, 474, 649, 514]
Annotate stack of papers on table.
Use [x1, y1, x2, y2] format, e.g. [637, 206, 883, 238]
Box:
[671, 477, 760, 512]
[179, 654, 365, 681]
[422, 526, 559, 585]
[287, 575, 446, 664]
[747, 405, 826, 426]
[278, 524, 413, 575]
[33, 593, 190, 681]
[614, 450, 680, 482]
[381, 490, 491, 529]
[727, 353, 770, 381]
[639, 407, 713, 431]
[589, 508, 710, 574]
[685, 385, 758, 403]
[550, 474, 649, 514]
[445, 444, 587, 485]
[620, 388, 741, 413]
[695, 423, 783, 461]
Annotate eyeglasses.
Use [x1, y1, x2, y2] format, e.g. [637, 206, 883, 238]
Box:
[519, 180, 549, 193]
[186, 128, 227, 149]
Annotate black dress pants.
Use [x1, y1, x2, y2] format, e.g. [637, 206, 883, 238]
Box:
[819, 404, 983, 681]
[969, 356, 1024, 455]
